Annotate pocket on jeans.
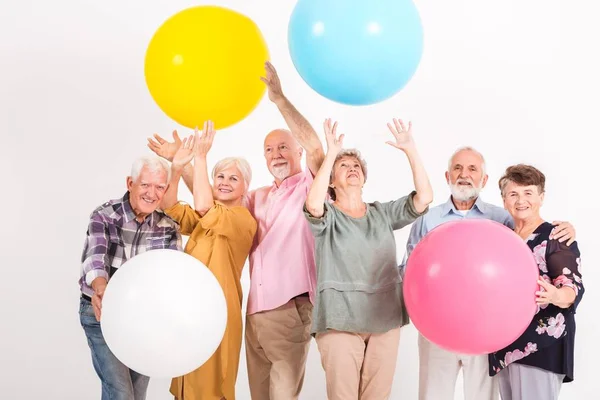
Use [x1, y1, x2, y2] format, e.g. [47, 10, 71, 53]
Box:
[79, 298, 96, 318]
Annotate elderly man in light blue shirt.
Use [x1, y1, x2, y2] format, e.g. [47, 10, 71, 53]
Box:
[400, 146, 576, 400]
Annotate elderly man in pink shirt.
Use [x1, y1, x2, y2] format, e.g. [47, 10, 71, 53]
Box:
[147, 62, 324, 400]
[243, 62, 324, 400]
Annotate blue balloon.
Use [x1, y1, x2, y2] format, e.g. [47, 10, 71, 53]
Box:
[288, 0, 424, 105]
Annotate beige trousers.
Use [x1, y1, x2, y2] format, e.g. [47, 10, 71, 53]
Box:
[245, 296, 313, 400]
[315, 327, 401, 400]
[418, 334, 499, 400]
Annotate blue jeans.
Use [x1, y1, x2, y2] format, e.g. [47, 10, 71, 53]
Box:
[80, 297, 150, 400]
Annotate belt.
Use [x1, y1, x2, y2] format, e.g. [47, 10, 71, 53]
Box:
[81, 293, 92, 302]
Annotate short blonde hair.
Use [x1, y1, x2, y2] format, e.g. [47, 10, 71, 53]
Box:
[212, 157, 252, 191]
[328, 149, 368, 201]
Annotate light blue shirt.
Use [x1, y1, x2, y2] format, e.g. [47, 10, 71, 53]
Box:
[399, 196, 514, 274]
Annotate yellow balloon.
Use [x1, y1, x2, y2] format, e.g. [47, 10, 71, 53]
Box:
[145, 6, 269, 130]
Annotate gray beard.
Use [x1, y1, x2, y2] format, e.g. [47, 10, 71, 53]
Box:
[449, 182, 482, 202]
[271, 164, 290, 181]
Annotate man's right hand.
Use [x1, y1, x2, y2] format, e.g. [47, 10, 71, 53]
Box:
[147, 130, 182, 162]
[91, 277, 108, 322]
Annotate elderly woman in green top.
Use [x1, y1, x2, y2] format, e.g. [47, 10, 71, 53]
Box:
[304, 118, 433, 400]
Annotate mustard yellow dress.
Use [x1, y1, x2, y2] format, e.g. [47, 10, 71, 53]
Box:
[164, 202, 257, 400]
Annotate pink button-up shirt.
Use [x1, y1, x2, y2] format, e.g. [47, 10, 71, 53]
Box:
[246, 169, 317, 315]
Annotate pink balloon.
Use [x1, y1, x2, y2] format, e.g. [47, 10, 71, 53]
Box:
[404, 219, 539, 354]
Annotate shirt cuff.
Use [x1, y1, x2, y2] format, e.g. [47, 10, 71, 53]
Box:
[85, 269, 109, 286]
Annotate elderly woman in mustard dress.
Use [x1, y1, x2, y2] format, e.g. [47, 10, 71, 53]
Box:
[161, 121, 257, 400]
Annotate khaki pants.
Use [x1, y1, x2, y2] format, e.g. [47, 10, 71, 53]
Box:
[245, 296, 312, 400]
[315, 326, 401, 400]
[418, 334, 499, 400]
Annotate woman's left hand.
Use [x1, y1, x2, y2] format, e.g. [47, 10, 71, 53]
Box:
[386, 118, 415, 152]
[536, 279, 560, 305]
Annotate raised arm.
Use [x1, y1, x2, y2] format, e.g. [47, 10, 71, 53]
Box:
[305, 119, 344, 218]
[161, 135, 195, 210]
[193, 121, 217, 216]
[262, 61, 325, 175]
[147, 130, 194, 192]
[386, 119, 433, 213]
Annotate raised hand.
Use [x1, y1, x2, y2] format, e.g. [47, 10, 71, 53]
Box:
[147, 130, 182, 161]
[260, 61, 285, 104]
[323, 118, 344, 156]
[386, 118, 416, 152]
[195, 120, 216, 158]
[172, 135, 195, 169]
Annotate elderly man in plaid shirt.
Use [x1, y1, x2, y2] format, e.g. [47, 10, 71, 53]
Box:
[79, 155, 182, 400]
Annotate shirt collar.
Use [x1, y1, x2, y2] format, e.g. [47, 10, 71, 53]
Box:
[271, 170, 304, 191]
[441, 195, 488, 216]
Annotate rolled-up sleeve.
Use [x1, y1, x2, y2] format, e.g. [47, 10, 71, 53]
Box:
[381, 191, 429, 230]
[303, 202, 334, 236]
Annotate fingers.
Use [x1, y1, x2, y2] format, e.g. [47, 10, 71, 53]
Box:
[92, 295, 102, 322]
[332, 121, 338, 135]
[338, 133, 345, 145]
[537, 279, 551, 289]
[172, 130, 181, 142]
[550, 226, 569, 243]
[147, 139, 160, 152]
[393, 118, 403, 133]
[265, 61, 276, 75]
[323, 118, 332, 134]
[153, 133, 166, 144]
[387, 122, 396, 135]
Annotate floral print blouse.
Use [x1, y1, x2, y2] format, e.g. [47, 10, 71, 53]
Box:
[489, 222, 584, 382]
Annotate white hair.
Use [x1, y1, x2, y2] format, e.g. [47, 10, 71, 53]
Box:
[212, 157, 252, 192]
[130, 155, 171, 183]
[447, 146, 486, 176]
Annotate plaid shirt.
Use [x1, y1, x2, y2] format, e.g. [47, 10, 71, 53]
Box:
[79, 192, 182, 297]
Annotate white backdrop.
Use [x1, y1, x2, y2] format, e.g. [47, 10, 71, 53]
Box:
[1, 0, 598, 398]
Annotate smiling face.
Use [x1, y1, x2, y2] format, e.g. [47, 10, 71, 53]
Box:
[127, 166, 168, 218]
[502, 181, 544, 222]
[263, 129, 303, 182]
[212, 165, 246, 203]
[445, 149, 488, 201]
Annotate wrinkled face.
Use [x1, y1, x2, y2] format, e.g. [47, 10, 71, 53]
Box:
[446, 150, 488, 201]
[263, 130, 303, 181]
[331, 156, 365, 192]
[212, 165, 246, 203]
[127, 166, 168, 217]
[502, 181, 544, 221]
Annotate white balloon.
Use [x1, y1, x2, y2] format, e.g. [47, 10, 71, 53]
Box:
[101, 249, 227, 378]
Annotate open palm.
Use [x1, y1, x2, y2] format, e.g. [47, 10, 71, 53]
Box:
[172, 136, 195, 168]
[386, 118, 415, 152]
[147, 131, 182, 162]
[323, 118, 344, 155]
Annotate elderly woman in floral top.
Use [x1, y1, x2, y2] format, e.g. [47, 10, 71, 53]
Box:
[488, 164, 584, 400]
